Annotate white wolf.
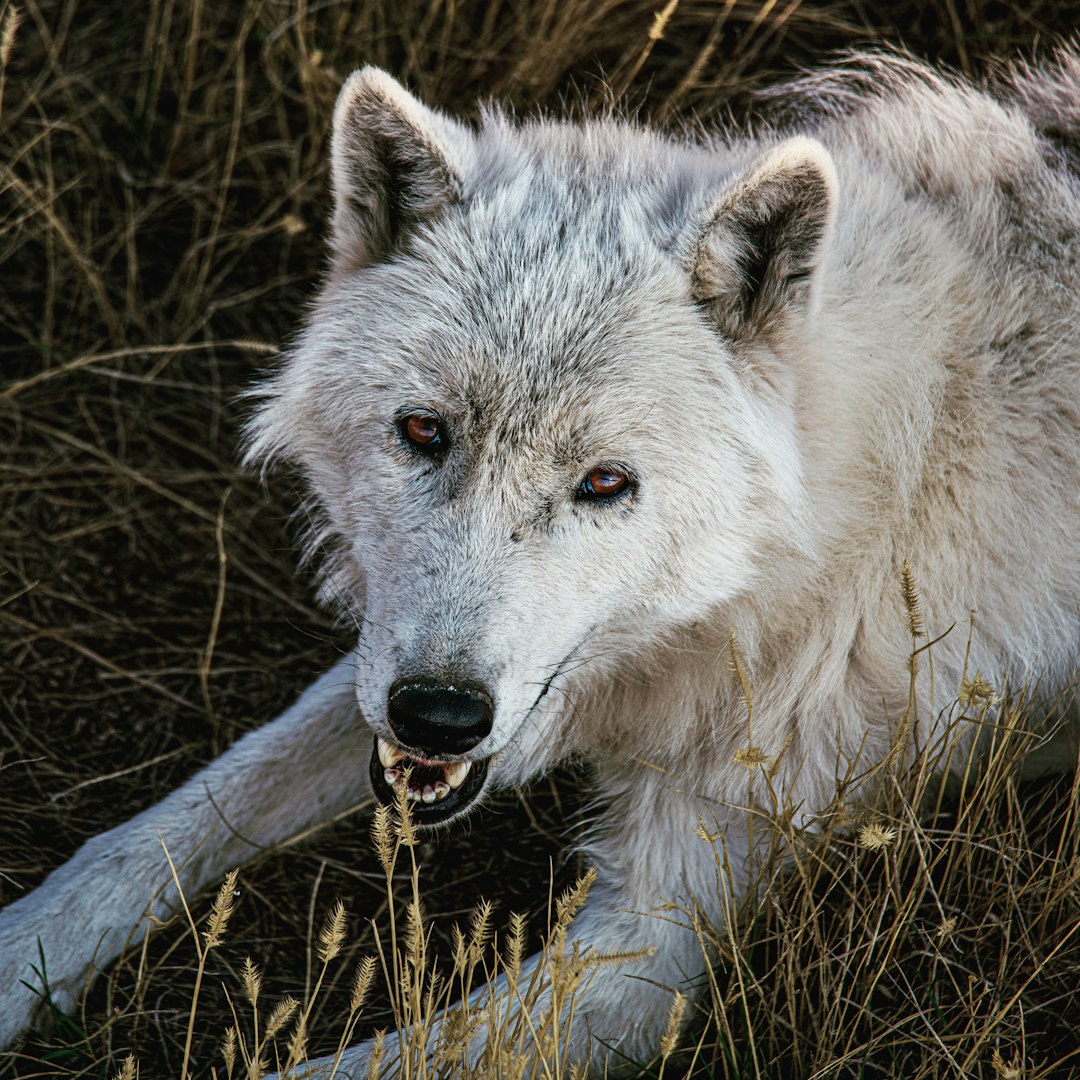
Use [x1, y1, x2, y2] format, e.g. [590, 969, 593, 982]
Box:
[2, 48, 1080, 1076]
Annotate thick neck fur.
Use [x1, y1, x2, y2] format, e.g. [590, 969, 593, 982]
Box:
[539, 72, 1080, 801]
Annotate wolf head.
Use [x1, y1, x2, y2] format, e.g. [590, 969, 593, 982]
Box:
[247, 69, 836, 823]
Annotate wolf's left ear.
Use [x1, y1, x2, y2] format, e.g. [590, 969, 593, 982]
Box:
[688, 137, 837, 341]
[329, 68, 473, 274]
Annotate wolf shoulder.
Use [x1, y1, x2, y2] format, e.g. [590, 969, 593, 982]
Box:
[754, 56, 1080, 732]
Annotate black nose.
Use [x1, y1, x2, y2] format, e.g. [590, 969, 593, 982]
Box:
[386, 677, 494, 755]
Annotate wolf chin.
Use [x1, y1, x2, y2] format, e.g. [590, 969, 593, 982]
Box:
[2, 49, 1080, 1076]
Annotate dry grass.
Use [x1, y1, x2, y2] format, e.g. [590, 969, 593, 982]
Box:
[690, 691, 1080, 1079]
[2, 0, 1079, 1077]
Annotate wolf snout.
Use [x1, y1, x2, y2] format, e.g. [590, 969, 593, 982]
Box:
[386, 676, 494, 755]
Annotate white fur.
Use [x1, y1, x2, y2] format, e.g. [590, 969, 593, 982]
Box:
[2, 51, 1080, 1075]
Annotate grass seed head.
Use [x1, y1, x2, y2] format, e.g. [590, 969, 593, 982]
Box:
[900, 559, 925, 638]
[858, 822, 898, 851]
[366, 1031, 386, 1080]
[113, 1054, 138, 1080]
[728, 631, 754, 716]
[659, 990, 688, 1058]
[317, 899, 348, 964]
[960, 671, 999, 709]
[585, 946, 655, 971]
[451, 923, 468, 973]
[555, 867, 596, 928]
[242, 955, 261, 1006]
[404, 896, 426, 965]
[264, 996, 299, 1040]
[203, 868, 239, 949]
[696, 817, 723, 843]
[648, 0, 680, 42]
[220, 1028, 237, 1078]
[935, 916, 959, 943]
[991, 1050, 1025, 1079]
[371, 804, 395, 872]
[503, 911, 527, 983]
[733, 745, 769, 769]
[468, 898, 494, 960]
[0, 2, 20, 72]
[349, 955, 377, 1013]
[396, 800, 419, 847]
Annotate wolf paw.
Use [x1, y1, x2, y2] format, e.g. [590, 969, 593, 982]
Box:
[0, 955, 76, 1048]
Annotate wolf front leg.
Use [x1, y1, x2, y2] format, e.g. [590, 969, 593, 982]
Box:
[548, 763, 746, 1073]
[0, 654, 371, 1049]
[306, 763, 742, 1079]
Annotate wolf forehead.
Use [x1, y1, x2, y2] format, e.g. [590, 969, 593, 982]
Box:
[315, 137, 734, 369]
[316, 216, 707, 388]
[334, 90, 735, 272]
[288, 145, 753, 461]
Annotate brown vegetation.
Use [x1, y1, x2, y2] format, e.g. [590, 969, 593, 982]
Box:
[2, 1, 1078, 1076]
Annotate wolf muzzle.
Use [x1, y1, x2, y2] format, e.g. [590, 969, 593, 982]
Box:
[368, 676, 495, 824]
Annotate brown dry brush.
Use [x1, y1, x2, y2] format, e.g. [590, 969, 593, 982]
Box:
[690, 682, 1080, 1080]
[2, 1, 1079, 1078]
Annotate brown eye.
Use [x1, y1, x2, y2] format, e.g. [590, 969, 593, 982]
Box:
[400, 413, 445, 453]
[578, 466, 631, 501]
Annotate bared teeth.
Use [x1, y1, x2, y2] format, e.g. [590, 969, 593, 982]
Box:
[379, 744, 477, 803]
[377, 737, 406, 768]
[444, 761, 472, 789]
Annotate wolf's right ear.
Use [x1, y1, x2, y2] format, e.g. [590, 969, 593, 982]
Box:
[329, 68, 473, 274]
[686, 137, 837, 343]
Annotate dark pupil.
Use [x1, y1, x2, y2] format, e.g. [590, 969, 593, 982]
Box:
[589, 469, 625, 496]
[406, 415, 440, 445]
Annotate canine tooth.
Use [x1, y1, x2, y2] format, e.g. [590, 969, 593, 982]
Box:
[384, 767, 401, 786]
[444, 761, 472, 789]
[434, 781, 450, 800]
[421, 784, 437, 803]
[377, 738, 406, 768]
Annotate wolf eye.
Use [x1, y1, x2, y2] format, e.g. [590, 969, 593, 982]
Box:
[577, 467, 631, 501]
[400, 413, 445, 454]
